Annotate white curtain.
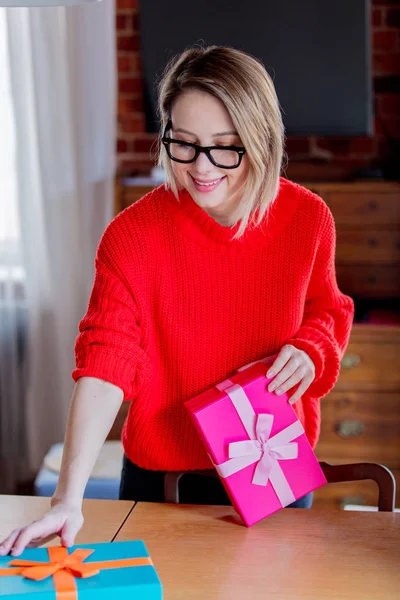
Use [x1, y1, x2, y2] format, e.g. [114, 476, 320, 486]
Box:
[0, 1, 116, 491]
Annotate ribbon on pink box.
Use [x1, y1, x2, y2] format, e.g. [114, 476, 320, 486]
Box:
[213, 379, 305, 507]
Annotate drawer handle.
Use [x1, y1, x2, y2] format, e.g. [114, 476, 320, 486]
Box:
[335, 419, 365, 438]
[341, 354, 361, 369]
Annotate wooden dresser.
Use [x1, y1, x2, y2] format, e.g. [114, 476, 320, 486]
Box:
[114, 179, 400, 509]
[314, 324, 400, 509]
[307, 182, 400, 301]
[305, 181, 400, 509]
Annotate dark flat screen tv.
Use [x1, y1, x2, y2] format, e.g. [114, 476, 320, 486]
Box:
[140, 0, 372, 136]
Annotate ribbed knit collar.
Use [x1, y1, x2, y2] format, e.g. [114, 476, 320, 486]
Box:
[160, 177, 300, 252]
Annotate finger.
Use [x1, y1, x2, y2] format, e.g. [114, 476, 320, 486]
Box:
[272, 366, 305, 396]
[268, 356, 299, 392]
[289, 376, 314, 405]
[0, 528, 22, 556]
[11, 518, 64, 556]
[27, 533, 60, 549]
[266, 346, 294, 379]
[60, 518, 82, 548]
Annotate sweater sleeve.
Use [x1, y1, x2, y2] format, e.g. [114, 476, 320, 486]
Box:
[72, 226, 148, 401]
[288, 202, 354, 399]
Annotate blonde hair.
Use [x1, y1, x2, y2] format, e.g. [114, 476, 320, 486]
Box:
[157, 45, 285, 237]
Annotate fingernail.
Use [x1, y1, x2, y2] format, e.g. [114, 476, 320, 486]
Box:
[267, 370, 275, 378]
[268, 384, 276, 392]
[275, 388, 284, 395]
[289, 398, 296, 405]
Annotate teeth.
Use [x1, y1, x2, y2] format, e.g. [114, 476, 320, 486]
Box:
[194, 178, 222, 186]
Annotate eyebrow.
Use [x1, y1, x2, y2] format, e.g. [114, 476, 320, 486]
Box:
[174, 127, 239, 138]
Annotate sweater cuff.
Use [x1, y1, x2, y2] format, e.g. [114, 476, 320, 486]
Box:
[288, 328, 341, 399]
[72, 349, 136, 401]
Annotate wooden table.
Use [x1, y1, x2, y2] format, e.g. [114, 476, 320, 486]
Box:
[0, 495, 134, 546]
[115, 503, 400, 600]
[1, 496, 399, 598]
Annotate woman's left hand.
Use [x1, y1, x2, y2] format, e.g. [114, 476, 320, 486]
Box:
[266, 345, 315, 404]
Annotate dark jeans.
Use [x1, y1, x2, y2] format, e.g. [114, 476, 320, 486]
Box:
[119, 454, 313, 509]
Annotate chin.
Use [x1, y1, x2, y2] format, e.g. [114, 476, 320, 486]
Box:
[192, 190, 226, 209]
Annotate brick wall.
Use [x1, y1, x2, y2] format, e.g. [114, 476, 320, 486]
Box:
[116, 0, 400, 179]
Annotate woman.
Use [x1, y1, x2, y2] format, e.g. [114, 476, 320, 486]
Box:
[0, 46, 353, 556]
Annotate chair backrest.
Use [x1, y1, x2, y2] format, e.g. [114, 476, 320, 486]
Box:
[319, 462, 396, 512]
[164, 470, 213, 504]
[164, 463, 396, 511]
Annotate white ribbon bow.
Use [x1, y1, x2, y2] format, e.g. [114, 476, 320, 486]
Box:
[214, 381, 304, 506]
[229, 413, 299, 486]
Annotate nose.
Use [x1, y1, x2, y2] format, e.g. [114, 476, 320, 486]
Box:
[193, 150, 214, 173]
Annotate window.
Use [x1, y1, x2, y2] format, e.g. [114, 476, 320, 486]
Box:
[0, 9, 23, 280]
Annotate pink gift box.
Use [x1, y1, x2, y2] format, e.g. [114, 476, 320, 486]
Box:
[185, 362, 327, 526]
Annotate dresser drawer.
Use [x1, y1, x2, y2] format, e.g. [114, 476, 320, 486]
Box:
[336, 264, 400, 298]
[313, 468, 400, 509]
[336, 338, 400, 391]
[316, 392, 400, 467]
[324, 191, 400, 227]
[335, 229, 400, 263]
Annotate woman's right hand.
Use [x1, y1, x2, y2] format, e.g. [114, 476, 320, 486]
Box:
[0, 377, 123, 558]
[0, 501, 84, 557]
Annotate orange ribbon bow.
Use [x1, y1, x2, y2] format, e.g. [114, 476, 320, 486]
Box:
[0, 545, 153, 599]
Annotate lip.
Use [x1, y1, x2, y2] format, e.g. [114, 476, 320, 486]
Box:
[190, 174, 226, 193]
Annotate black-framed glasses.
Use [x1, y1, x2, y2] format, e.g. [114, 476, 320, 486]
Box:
[161, 120, 246, 169]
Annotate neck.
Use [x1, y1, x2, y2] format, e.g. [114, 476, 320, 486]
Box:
[204, 206, 237, 227]
[200, 190, 244, 227]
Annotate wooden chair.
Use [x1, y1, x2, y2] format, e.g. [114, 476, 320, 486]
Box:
[319, 462, 396, 512]
[164, 462, 396, 511]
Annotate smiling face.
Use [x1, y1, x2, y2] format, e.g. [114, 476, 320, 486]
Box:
[169, 89, 249, 226]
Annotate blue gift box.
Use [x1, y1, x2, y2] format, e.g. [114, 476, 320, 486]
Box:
[0, 540, 162, 599]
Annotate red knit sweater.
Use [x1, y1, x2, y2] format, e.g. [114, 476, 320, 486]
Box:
[73, 177, 354, 471]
